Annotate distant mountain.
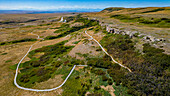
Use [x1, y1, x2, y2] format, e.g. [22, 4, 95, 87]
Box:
[0, 9, 102, 14]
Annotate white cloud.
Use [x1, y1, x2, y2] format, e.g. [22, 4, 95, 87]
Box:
[0, 5, 105, 10]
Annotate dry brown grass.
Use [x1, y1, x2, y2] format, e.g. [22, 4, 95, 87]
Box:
[0, 30, 70, 96]
[0, 8, 169, 95]
[0, 22, 61, 42]
[75, 66, 84, 71]
[84, 8, 170, 54]
[0, 16, 99, 95]
[0, 13, 76, 20]
[101, 85, 115, 96]
[68, 30, 105, 59]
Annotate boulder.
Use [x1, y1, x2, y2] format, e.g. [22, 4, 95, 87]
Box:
[148, 36, 155, 42]
[138, 34, 146, 38]
[63, 19, 67, 23]
[125, 31, 131, 35]
[143, 36, 150, 41]
[106, 26, 115, 33]
[159, 38, 166, 42]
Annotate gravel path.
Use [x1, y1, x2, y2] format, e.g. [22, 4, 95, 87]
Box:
[85, 30, 132, 72]
[14, 29, 131, 92]
[14, 32, 87, 92]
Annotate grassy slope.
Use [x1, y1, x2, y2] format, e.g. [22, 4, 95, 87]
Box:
[104, 7, 170, 28]
[84, 7, 170, 54]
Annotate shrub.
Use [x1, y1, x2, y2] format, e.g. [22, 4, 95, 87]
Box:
[108, 79, 113, 85]
[141, 8, 165, 13]
[19, 74, 30, 83]
[110, 14, 170, 28]
[5, 60, 12, 63]
[0, 38, 37, 46]
[102, 7, 124, 12]
[102, 75, 109, 81]
[16, 40, 74, 87]
[72, 40, 81, 44]
[36, 67, 47, 76]
[37, 73, 51, 83]
[101, 33, 170, 95]
[45, 17, 99, 40]
[52, 61, 62, 67]
[94, 86, 101, 90]
[91, 68, 106, 75]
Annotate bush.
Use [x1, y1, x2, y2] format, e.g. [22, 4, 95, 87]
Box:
[102, 75, 109, 81]
[110, 14, 170, 28]
[72, 40, 81, 44]
[103, 7, 124, 12]
[37, 73, 51, 83]
[52, 61, 62, 67]
[45, 17, 99, 40]
[108, 79, 113, 85]
[94, 86, 101, 90]
[66, 16, 75, 22]
[36, 67, 47, 76]
[87, 57, 113, 69]
[101, 33, 170, 95]
[19, 74, 30, 83]
[91, 68, 106, 75]
[142, 8, 165, 13]
[0, 38, 37, 46]
[17, 40, 74, 87]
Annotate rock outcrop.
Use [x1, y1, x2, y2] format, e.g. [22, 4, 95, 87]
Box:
[105, 25, 166, 43]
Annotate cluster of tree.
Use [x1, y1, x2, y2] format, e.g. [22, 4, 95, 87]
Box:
[91, 68, 106, 75]
[141, 8, 165, 13]
[63, 59, 85, 67]
[66, 16, 75, 22]
[0, 19, 38, 24]
[17, 40, 74, 87]
[87, 93, 102, 96]
[0, 38, 37, 46]
[100, 34, 170, 95]
[45, 15, 99, 40]
[87, 55, 124, 86]
[93, 25, 102, 33]
[89, 66, 113, 85]
[77, 82, 92, 95]
[110, 14, 170, 28]
[102, 7, 124, 12]
[53, 24, 70, 33]
[87, 57, 113, 69]
[62, 69, 92, 96]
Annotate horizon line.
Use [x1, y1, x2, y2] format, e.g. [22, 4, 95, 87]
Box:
[0, 6, 170, 11]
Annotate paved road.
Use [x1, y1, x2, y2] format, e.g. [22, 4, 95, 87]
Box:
[14, 33, 87, 92]
[85, 31, 132, 72]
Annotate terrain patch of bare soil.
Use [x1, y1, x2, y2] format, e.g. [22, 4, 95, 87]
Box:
[101, 85, 115, 96]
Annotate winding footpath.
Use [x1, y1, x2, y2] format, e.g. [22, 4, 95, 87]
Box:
[14, 30, 131, 92]
[14, 32, 87, 92]
[85, 31, 132, 72]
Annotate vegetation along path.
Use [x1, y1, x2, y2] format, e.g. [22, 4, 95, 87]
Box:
[14, 29, 131, 92]
[14, 32, 87, 92]
[85, 30, 132, 72]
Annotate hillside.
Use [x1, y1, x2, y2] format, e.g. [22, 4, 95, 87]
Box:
[0, 7, 169, 96]
[84, 7, 170, 54]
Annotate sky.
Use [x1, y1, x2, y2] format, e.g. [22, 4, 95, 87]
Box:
[0, 0, 169, 10]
